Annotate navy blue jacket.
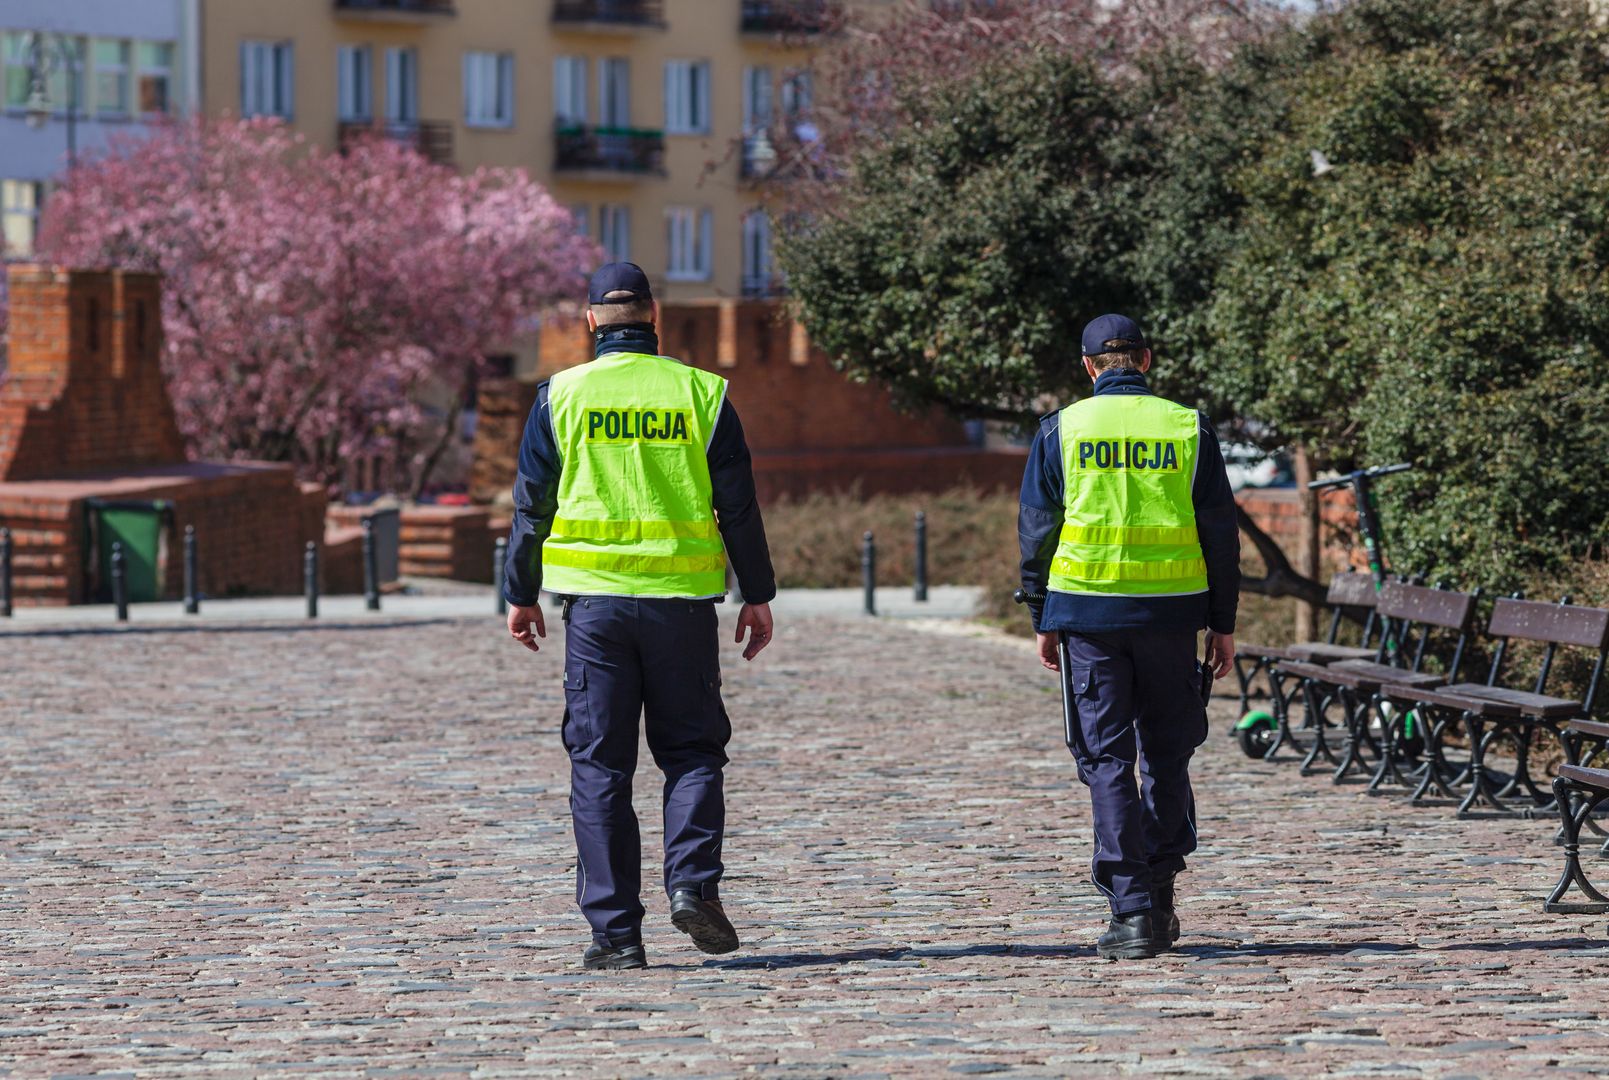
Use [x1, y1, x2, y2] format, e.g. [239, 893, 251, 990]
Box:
[1019, 368, 1240, 635]
[502, 324, 778, 606]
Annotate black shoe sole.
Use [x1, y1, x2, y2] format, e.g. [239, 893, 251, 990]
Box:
[1097, 939, 1165, 960]
[583, 951, 647, 970]
[671, 906, 740, 955]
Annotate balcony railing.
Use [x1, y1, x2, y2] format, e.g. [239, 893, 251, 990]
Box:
[333, 0, 456, 20]
[741, 0, 838, 35]
[555, 125, 665, 176]
[338, 120, 455, 166]
[552, 0, 665, 28]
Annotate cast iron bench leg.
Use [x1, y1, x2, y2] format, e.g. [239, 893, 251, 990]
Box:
[1299, 683, 1342, 776]
[1543, 776, 1609, 914]
[1458, 713, 1519, 818]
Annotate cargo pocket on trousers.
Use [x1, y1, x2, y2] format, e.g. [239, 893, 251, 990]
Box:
[562, 666, 590, 751]
[703, 670, 733, 750]
[1065, 666, 1095, 778]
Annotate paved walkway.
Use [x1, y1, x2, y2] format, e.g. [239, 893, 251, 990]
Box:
[0, 612, 1605, 1077]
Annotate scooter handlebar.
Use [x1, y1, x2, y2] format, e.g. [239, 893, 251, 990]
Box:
[1306, 462, 1413, 491]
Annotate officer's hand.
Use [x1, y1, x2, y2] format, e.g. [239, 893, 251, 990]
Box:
[1036, 632, 1060, 672]
[508, 603, 546, 653]
[736, 602, 774, 661]
[1204, 630, 1236, 680]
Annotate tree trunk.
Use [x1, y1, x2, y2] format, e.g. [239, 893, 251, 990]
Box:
[1236, 501, 1329, 610]
[1292, 443, 1321, 641]
[409, 400, 463, 503]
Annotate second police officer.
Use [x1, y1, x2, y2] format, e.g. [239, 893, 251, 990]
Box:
[503, 262, 777, 970]
[1019, 314, 1240, 959]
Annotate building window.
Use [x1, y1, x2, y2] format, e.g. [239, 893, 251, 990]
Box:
[2, 180, 44, 257]
[386, 47, 419, 124]
[241, 40, 294, 119]
[782, 69, 813, 119]
[338, 45, 372, 122]
[600, 204, 630, 262]
[666, 206, 712, 282]
[742, 65, 772, 132]
[554, 55, 587, 125]
[663, 60, 710, 135]
[599, 57, 630, 128]
[93, 39, 131, 117]
[463, 51, 513, 128]
[136, 42, 173, 115]
[569, 203, 589, 236]
[2, 33, 30, 109]
[742, 210, 774, 296]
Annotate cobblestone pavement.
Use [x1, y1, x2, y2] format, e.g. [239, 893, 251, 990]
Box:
[1, 614, 1606, 1078]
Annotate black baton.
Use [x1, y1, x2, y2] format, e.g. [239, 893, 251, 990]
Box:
[1016, 588, 1078, 751]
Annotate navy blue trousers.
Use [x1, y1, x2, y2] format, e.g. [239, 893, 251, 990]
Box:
[1061, 628, 1208, 916]
[561, 597, 731, 947]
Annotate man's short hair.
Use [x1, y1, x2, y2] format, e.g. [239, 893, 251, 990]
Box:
[590, 289, 654, 327]
[1085, 339, 1146, 372]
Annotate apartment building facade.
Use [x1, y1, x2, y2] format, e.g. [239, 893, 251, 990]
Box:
[0, 0, 201, 256]
[198, 0, 880, 309]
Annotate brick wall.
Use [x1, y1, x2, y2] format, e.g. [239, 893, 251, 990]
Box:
[469, 377, 538, 505]
[328, 503, 494, 583]
[0, 265, 186, 481]
[1236, 487, 1359, 566]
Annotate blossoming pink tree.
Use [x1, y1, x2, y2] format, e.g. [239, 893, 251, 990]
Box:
[36, 117, 598, 491]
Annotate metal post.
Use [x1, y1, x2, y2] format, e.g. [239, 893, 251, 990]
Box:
[494, 537, 508, 615]
[304, 541, 319, 620]
[914, 510, 928, 603]
[110, 541, 128, 623]
[183, 525, 199, 615]
[862, 530, 876, 617]
[0, 527, 12, 618]
[362, 517, 380, 612]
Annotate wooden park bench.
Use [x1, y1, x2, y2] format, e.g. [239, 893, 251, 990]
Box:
[1231, 571, 1385, 760]
[1274, 582, 1480, 783]
[1544, 764, 1609, 914]
[1372, 598, 1609, 818]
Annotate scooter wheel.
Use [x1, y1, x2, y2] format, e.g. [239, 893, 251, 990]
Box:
[1236, 712, 1278, 759]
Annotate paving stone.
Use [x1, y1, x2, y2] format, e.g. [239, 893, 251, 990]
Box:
[0, 614, 1605, 1076]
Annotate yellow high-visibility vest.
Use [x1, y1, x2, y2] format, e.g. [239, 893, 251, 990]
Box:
[1048, 393, 1209, 597]
[543, 351, 729, 597]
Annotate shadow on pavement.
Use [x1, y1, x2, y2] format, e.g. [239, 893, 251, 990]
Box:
[712, 936, 1607, 969]
[0, 618, 468, 639]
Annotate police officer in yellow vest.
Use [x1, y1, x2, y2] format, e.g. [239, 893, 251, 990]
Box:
[503, 263, 776, 970]
[1019, 315, 1240, 960]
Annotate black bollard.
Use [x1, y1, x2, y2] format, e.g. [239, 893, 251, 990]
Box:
[362, 517, 380, 612]
[183, 525, 200, 615]
[862, 530, 876, 617]
[494, 537, 508, 615]
[304, 541, 319, 619]
[0, 526, 12, 618]
[914, 510, 929, 603]
[111, 541, 129, 623]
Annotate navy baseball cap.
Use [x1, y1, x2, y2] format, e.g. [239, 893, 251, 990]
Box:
[1081, 314, 1148, 356]
[588, 261, 654, 305]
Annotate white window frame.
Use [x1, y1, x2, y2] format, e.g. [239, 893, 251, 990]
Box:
[663, 59, 710, 135]
[742, 65, 773, 133]
[135, 40, 174, 116]
[463, 50, 513, 128]
[599, 57, 630, 128]
[386, 46, 419, 125]
[782, 69, 813, 118]
[93, 38, 131, 118]
[600, 203, 630, 263]
[741, 209, 774, 295]
[337, 45, 372, 123]
[240, 40, 293, 119]
[1, 179, 44, 257]
[665, 206, 713, 283]
[554, 55, 588, 126]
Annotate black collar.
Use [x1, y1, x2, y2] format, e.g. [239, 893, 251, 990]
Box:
[1093, 368, 1153, 396]
[595, 323, 660, 358]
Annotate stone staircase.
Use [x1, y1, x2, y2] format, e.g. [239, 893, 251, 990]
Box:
[0, 499, 78, 606]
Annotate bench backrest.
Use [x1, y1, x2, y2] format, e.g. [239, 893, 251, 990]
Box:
[1377, 582, 1478, 631]
[1488, 598, 1609, 649]
[1326, 572, 1380, 609]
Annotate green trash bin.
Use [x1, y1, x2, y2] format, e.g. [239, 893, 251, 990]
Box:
[85, 499, 173, 604]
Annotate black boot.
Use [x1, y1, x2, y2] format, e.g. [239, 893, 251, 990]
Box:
[1153, 875, 1181, 948]
[1097, 911, 1163, 960]
[583, 942, 647, 970]
[669, 888, 740, 954]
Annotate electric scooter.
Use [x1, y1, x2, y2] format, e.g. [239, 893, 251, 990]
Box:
[1233, 462, 1415, 757]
